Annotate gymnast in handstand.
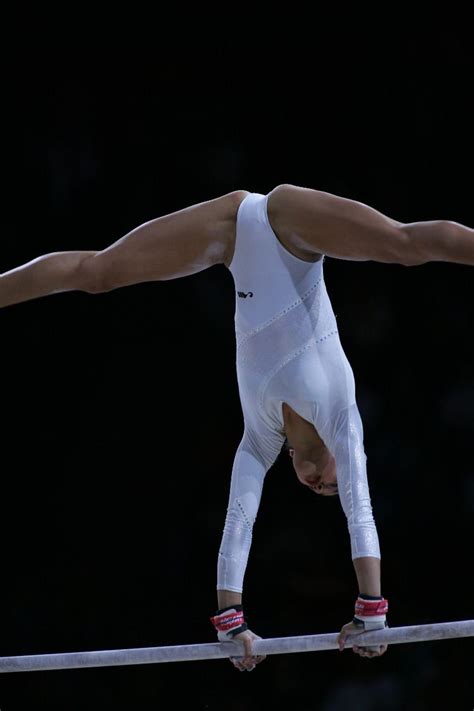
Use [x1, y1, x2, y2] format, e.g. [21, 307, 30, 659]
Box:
[2, 184, 472, 671]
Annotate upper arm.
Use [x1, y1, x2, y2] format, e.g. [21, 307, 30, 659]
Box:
[226, 425, 284, 514]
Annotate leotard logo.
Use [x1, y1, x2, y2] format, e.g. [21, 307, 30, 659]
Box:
[237, 291, 254, 299]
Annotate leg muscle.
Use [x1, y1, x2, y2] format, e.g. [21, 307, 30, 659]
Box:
[268, 184, 474, 266]
[0, 190, 247, 308]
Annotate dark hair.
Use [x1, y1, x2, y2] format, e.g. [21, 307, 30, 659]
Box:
[282, 438, 292, 454]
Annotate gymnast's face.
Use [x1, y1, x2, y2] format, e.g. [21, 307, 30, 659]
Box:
[288, 447, 339, 496]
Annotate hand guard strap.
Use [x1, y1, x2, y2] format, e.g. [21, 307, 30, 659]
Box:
[353, 594, 388, 631]
[210, 604, 248, 641]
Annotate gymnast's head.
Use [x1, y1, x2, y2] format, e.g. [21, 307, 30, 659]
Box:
[283, 439, 338, 496]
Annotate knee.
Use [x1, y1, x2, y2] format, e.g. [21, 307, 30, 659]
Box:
[398, 220, 459, 266]
[395, 225, 428, 267]
[436, 219, 464, 252]
[75, 254, 115, 294]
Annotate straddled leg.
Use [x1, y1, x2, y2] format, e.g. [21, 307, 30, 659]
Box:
[0, 251, 97, 308]
[0, 190, 248, 309]
[267, 184, 474, 266]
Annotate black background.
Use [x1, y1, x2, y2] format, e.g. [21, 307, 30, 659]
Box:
[0, 16, 473, 711]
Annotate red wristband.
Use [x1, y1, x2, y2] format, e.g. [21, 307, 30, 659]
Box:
[210, 606, 248, 638]
[354, 597, 388, 617]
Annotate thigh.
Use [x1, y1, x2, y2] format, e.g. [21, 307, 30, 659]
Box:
[90, 190, 248, 290]
[267, 184, 404, 263]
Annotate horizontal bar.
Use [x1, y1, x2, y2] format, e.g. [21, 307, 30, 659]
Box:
[0, 620, 472, 673]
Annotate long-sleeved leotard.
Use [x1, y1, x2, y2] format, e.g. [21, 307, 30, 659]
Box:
[217, 193, 380, 593]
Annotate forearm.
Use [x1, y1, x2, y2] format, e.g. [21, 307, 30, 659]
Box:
[217, 589, 242, 609]
[353, 556, 381, 597]
[217, 434, 275, 601]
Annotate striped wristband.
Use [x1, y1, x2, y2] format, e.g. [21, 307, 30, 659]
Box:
[210, 604, 248, 639]
[353, 594, 388, 629]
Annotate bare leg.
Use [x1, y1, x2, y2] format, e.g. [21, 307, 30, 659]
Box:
[267, 184, 474, 266]
[0, 190, 248, 309]
[0, 251, 98, 308]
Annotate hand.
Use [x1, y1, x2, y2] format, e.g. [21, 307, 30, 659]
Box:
[337, 620, 388, 658]
[228, 629, 266, 672]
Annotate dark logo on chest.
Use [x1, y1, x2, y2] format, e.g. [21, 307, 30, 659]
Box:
[237, 291, 254, 299]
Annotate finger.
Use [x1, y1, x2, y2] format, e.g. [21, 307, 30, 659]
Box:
[366, 646, 384, 657]
[230, 656, 246, 672]
[355, 647, 383, 658]
[353, 646, 369, 657]
[242, 640, 256, 669]
[338, 633, 346, 651]
[370, 646, 387, 657]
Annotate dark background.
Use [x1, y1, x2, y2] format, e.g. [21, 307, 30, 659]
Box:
[0, 18, 473, 711]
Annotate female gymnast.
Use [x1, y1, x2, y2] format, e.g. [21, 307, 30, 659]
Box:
[1, 184, 472, 671]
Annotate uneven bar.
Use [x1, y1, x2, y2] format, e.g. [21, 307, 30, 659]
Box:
[0, 620, 472, 673]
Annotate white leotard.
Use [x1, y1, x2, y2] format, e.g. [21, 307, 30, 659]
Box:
[217, 192, 380, 593]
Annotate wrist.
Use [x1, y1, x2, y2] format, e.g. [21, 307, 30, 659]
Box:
[210, 605, 248, 640]
[217, 589, 242, 609]
[353, 595, 388, 631]
[353, 556, 381, 598]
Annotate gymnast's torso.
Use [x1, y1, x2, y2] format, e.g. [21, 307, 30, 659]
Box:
[217, 193, 379, 593]
[229, 192, 355, 454]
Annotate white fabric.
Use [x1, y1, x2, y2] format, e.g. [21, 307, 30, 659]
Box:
[217, 193, 380, 592]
